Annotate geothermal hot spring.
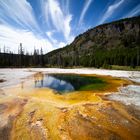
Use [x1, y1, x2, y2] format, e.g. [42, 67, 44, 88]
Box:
[0, 69, 140, 140]
[34, 74, 108, 93]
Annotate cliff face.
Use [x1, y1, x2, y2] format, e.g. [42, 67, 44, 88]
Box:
[44, 16, 140, 67]
[75, 18, 139, 48]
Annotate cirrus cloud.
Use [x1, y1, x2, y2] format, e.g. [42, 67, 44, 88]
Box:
[0, 0, 40, 32]
[43, 0, 73, 42]
[99, 0, 125, 24]
[0, 24, 53, 54]
[79, 0, 93, 25]
[124, 4, 140, 18]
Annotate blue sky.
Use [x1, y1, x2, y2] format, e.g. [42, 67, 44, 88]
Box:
[0, 0, 140, 54]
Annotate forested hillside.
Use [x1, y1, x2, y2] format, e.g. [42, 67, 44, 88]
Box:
[0, 16, 140, 68]
[44, 16, 140, 68]
[0, 43, 44, 67]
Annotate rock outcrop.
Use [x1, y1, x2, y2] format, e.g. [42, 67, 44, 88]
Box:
[45, 16, 140, 67]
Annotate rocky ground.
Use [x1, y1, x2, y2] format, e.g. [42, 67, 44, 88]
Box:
[0, 68, 140, 140]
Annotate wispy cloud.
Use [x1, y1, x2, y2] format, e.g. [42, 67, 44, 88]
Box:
[46, 31, 57, 44]
[99, 0, 125, 25]
[46, 31, 68, 49]
[0, 0, 55, 53]
[0, 0, 40, 32]
[62, 0, 70, 14]
[1, 0, 138, 53]
[0, 0, 72, 53]
[43, 0, 73, 42]
[79, 0, 93, 25]
[0, 25, 53, 53]
[124, 4, 140, 18]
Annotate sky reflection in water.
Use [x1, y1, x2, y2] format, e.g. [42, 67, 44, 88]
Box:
[34, 74, 74, 92]
[33, 74, 105, 93]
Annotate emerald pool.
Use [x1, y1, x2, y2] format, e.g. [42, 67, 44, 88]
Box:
[34, 74, 107, 93]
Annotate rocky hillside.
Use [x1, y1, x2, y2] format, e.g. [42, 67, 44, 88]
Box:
[44, 16, 140, 68]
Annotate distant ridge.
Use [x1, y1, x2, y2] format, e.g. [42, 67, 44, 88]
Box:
[44, 16, 140, 68]
[0, 16, 140, 68]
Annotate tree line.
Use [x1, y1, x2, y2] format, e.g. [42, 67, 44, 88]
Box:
[44, 45, 140, 68]
[0, 43, 140, 68]
[0, 43, 44, 67]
